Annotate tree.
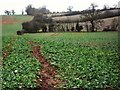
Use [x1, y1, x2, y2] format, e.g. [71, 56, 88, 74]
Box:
[22, 14, 53, 33]
[25, 4, 36, 15]
[118, 17, 120, 32]
[113, 4, 118, 8]
[81, 3, 101, 32]
[25, 5, 50, 15]
[94, 20, 104, 31]
[38, 5, 50, 14]
[4, 10, 11, 15]
[76, 22, 83, 32]
[84, 22, 88, 32]
[11, 10, 15, 15]
[111, 18, 118, 31]
[67, 6, 73, 12]
[103, 18, 118, 31]
[22, 10, 24, 15]
[103, 5, 109, 10]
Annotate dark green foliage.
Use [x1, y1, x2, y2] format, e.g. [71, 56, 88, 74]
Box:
[11, 10, 15, 15]
[4, 10, 11, 15]
[76, 22, 83, 32]
[2, 32, 120, 89]
[22, 14, 53, 33]
[22, 21, 41, 33]
[25, 5, 36, 16]
[25, 5, 50, 15]
[71, 27, 74, 32]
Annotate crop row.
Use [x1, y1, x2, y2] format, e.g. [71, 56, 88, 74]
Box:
[32, 37, 120, 89]
[2, 37, 14, 51]
[2, 37, 41, 89]
[2, 32, 120, 89]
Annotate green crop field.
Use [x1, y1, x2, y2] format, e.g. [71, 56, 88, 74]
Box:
[2, 15, 120, 89]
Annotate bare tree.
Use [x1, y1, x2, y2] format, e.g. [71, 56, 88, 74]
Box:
[103, 5, 109, 10]
[38, 5, 50, 14]
[25, 4, 36, 15]
[67, 6, 73, 12]
[111, 18, 118, 31]
[11, 10, 15, 15]
[21, 13, 53, 33]
[84, 22, 89, 32]
[113, 4, 118, 8]
[94, 20, 104, 31]
[25, 4, 50, 15]
[22, 10, 24, 15]
[81, 3, 102, 32]
[118, 17, 120, 32]
[4, 10, 11, 15]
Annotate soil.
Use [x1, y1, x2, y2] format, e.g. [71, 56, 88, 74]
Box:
[1, 16, 17, 24]
[30, 42, 60, 90]
[1, 16, 27, 24]
[3, 51, 9, 59]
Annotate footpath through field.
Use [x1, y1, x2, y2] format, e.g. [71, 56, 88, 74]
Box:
[30, 42, 61, 89]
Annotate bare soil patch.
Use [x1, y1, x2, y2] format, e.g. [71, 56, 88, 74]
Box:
[30, 42, 60, 89]
[1, 16, 17, 24]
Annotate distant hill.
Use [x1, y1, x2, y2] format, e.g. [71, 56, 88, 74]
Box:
[48, 8, 120, 17]
[50, 8, 120, 23]
[1, 15, 33, 24]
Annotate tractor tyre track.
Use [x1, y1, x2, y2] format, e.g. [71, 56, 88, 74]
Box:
[30, 42, 60, 90]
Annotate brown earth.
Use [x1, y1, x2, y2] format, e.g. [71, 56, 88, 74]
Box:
[1, 16, 33, 24]
[30, 42, 60, 90]
[1, 16, 17, 24]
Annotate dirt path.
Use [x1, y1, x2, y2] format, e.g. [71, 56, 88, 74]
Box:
[30, 42, 60, 90]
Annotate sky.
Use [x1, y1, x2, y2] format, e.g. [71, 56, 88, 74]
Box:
[0, 0, 119, 15]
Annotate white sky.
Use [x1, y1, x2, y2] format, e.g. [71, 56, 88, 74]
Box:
[0, 0, 119, 15]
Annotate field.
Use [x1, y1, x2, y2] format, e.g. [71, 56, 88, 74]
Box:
[1, 15, 120, 89]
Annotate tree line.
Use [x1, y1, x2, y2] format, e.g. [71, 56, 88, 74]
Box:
[17, 3, 119, 35]
[16, 3, 119, 35]
[4, 10, 24, 15]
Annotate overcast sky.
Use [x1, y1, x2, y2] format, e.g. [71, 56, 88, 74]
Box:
[0, 0, 119, 15]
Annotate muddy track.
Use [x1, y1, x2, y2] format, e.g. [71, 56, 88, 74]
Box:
[30, 42, 60, 90]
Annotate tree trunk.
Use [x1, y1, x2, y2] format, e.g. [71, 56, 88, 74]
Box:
[90, 20, 95, 32]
